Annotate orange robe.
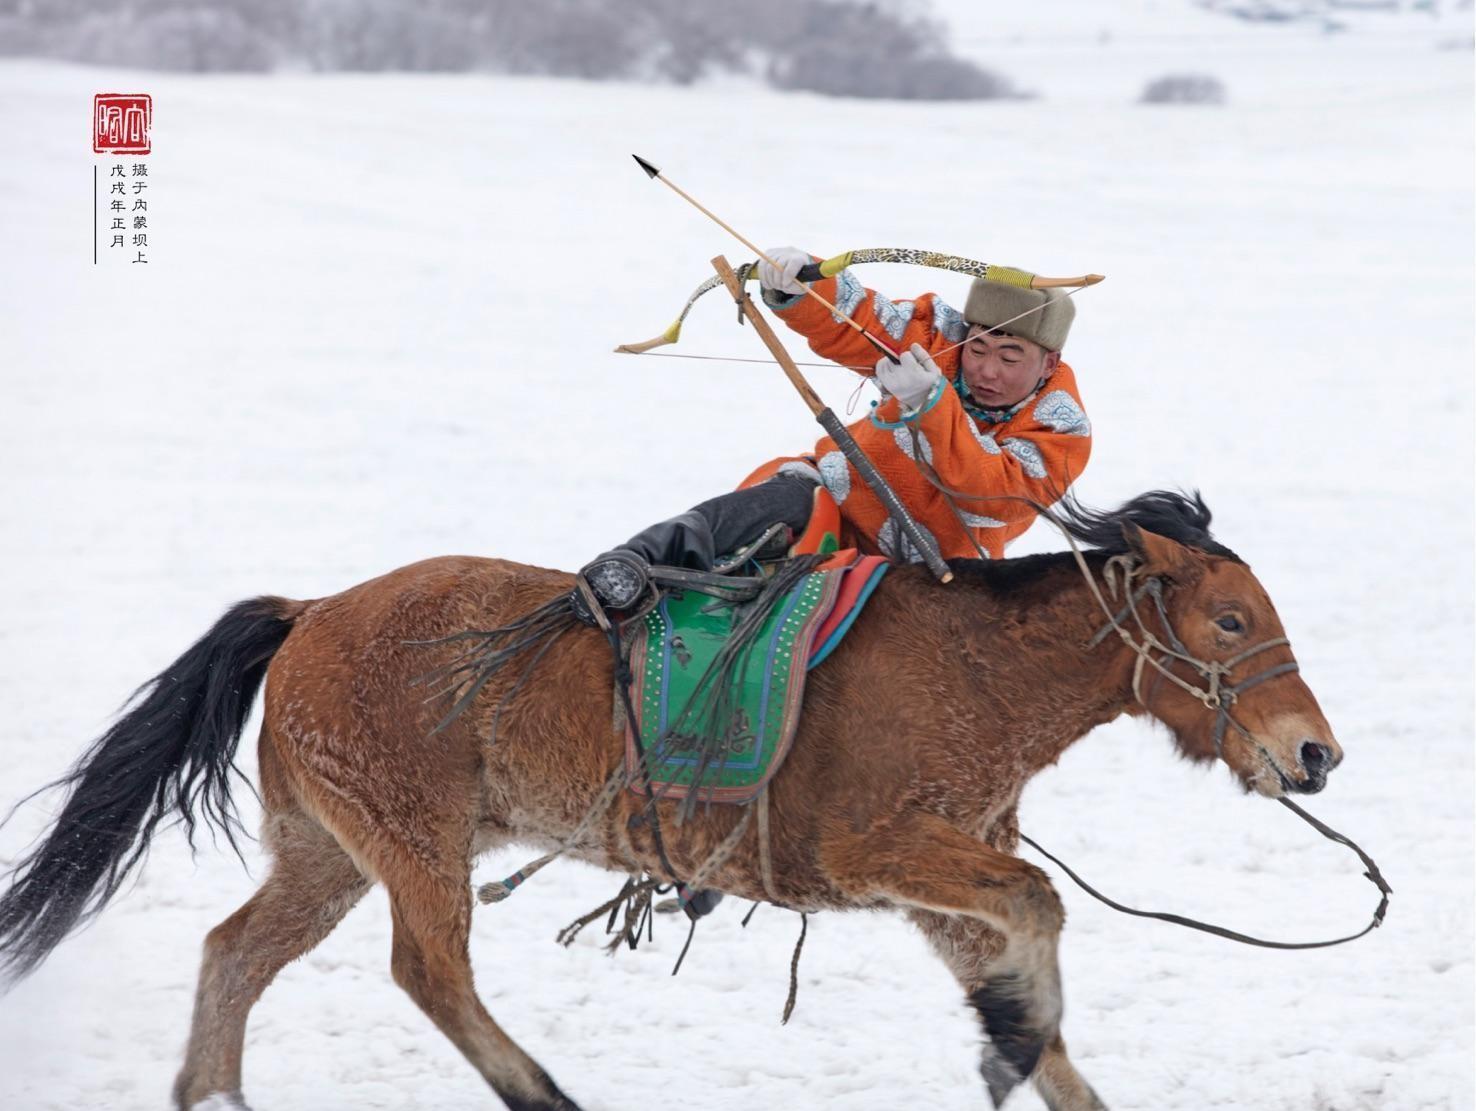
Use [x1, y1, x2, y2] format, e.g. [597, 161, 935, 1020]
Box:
[740, 270, 1091, 561]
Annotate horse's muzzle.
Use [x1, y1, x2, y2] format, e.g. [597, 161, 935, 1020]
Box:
[1289, 739, 1338, 794]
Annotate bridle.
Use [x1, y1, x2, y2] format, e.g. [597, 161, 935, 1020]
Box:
[904, 427, 1308, 768]
[899, 443, 1392, 948]
[1036, 539, 1391, 949]
[1082, 552, 1301, 766]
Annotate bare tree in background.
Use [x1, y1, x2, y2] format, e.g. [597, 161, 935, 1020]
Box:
[0, 0, 1018, 100]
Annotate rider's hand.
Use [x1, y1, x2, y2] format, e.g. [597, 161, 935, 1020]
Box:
[758, 246, 810, 295]
[875, 343, 943, 411]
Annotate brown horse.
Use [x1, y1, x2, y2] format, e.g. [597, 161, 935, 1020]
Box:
[0, 491, 1341, 1111]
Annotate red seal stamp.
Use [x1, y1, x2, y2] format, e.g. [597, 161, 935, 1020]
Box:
[94, 94, 152, 155]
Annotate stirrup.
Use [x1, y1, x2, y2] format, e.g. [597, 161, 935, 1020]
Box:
[711, 521, 792, 575]
[654, 887, 725, 920]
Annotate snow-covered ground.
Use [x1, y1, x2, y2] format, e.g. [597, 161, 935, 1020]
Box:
[0, 16, 1472, 1111]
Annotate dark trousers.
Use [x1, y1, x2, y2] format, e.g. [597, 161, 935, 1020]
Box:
[607, 472, 819, 571]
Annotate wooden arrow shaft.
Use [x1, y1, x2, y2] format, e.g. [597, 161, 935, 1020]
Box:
[651, 171, 899, 362]
[709, 255, 827, 417]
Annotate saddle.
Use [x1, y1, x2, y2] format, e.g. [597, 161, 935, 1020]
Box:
[623, 539, 889, 809]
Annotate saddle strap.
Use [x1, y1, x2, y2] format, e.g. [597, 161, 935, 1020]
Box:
[757, 786, 780, 904]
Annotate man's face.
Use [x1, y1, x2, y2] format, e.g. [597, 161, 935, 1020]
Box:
[958, 324, 1060, 409]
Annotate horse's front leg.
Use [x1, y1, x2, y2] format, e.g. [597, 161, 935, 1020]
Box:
[820, 811, 1077, 1108]
[909, 909, 1108, 1111]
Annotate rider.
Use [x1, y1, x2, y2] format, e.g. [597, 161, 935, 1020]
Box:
[573, 245, 1092, 620]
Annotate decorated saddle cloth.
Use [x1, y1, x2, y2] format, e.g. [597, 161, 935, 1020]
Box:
[625, 551, 889, 806]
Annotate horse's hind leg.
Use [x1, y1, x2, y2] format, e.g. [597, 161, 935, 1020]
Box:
[1032, 1034, 1109, 1111]
[909, 910, 1108, 1111]
[822, 811, 1071, 1108]
[268, 690, 577, 1108]
[384, 858, 581, 1111]
[173, 802, 371, 1110]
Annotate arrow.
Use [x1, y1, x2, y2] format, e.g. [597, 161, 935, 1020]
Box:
[632, 155, 901, 364]
[616, 243, 1104, 357]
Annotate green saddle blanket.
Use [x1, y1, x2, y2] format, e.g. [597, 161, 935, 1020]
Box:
[624, 555, 888, 807]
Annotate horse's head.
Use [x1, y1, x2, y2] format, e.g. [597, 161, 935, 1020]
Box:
[1112, 513, 1342, 797]
[1055, 490, 1342, 798]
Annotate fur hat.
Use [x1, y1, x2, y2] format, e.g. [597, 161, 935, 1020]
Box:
[963, 278, 1075, 352]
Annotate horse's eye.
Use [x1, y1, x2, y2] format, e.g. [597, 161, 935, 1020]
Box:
[1216, 615, 1244, 633]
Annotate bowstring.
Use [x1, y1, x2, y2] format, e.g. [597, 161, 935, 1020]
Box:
[617, 269, 1091, 377]
[621, 351, 871, 373]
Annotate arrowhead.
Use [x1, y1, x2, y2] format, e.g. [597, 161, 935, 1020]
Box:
[631, 154, 660, 179]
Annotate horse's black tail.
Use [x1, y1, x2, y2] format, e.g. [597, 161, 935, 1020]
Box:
[0, 595, 302, 985]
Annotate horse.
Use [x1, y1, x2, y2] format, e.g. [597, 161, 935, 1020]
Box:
[0, 490, 1342, 1111]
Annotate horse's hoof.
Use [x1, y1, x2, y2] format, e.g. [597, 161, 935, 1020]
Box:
[188, 1094, 250, 1111]
[970, 975, 1050, 1106]
[496, 1090, 584, 1111]
[494, 1068, 584, 1111]
[981, 1053, 1025, 1109]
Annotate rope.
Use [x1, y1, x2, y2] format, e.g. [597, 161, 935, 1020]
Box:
[477, 759, 629, 904]
[1020, 812, 1390, 950]
[682, 805, 754, 894]
[899, 436, 1392, 950]
[626, 350, 872, 373]
[556, 875, 661, 949]
[554, 805, 753, 959]
[407, 593, 579, 737]
[782, 912, 808, 1024]
[601, 610, 681, 882]
[756, 786, 780, 904]
[672, 916, 699, 975]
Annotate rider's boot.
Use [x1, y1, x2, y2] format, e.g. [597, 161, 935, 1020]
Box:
[571, 510, 717, 626]
[572, 475, 820, 916]
[571, 472, 819, 627]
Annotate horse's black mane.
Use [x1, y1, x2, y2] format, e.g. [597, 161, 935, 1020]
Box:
[945, 488, 1241, 591]
[1047, 488, 1242, 563]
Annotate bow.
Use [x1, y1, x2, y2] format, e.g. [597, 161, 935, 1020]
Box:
[617, 154, 1106, 584]
[615, 247, 1104, 354]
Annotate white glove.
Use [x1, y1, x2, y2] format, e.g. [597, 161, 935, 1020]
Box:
[758, 246, 810, 295]
[875, 343, 943, 412]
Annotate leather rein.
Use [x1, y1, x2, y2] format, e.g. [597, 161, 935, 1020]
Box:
[1083, 555, 1301, 766]
[904, 426, 1393, 949]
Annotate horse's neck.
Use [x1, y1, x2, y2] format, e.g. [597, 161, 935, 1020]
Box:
[935, 555, 1139, 771]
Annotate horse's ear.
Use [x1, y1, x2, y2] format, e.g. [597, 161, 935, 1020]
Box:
[1121, 521, 1196, 579]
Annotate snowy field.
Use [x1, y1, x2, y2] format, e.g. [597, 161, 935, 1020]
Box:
[1, 18, 1473, 1111]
